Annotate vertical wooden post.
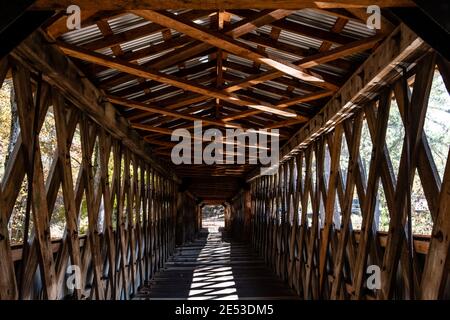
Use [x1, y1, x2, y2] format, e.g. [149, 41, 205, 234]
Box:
[243, 188, 252, 241]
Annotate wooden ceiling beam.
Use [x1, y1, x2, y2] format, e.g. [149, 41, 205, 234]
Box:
[140, 112, 295, 139]
[139, 105, 294, 136]
[225, 33, 384, 93]
[128, 75, 322, 127]
[58, 42, 303, 118]
[110, 60, 217, 97]
[11, 29, 177, 181]
[120, 35, 193, 62]
[31, 1, 416, 10]
[87, 35, 195, 77]
[226, 74, 320, 101]
[124, 74, 318, 123]
[145, 138, 273, 152]
[222, 9, 295, 38]
[270, 19, 356, 45]
[108, 95, 244, 128]
[99, 47, 218, 89]
[137, 105, 210, 129]
[240, 33, 353, 71]
[129, 94, 213, 121]
[310, 8, 365, 24]
[132, 10, 328, 85]
[82, 10, 209, 51]
[133, 123, 174, 135]
[46, 10, 99, 39]
[101, 9, 294, 89]
[220, 90, 331, 121]
[277, 90, 334, 108]
[154, 149, 264, 161]
[215, 10, 230, 119]
[133, 123, 277, 151]
[128, 94, 212, 121]
[265, 118, 308, 129]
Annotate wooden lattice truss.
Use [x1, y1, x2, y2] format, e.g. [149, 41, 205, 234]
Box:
[249, 52, 450, 300]
[0, 58, 180, 300]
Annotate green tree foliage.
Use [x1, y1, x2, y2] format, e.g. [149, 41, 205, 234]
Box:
[0, 83, 88, 244]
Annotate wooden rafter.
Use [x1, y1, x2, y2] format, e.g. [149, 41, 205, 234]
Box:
[132, 10, 329, 84]
[97, 9, 299, 90]
[108, 95, 243, 128]
[124, 34, 381, 124]
[58, 42, 303, 118]
[12, 30, 176, 180]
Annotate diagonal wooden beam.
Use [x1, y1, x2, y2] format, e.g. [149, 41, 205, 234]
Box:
[239, 32, 353, 71]
[126, 35, 380, 122]
[83, 10, 208, 52]
[379, 53, 436, 300]
[270, 18, 355, 46]
[276, 90, 334, 108]
[318, 124, 343, 294]
[226, 34, 384, 93]
[132, 10, 327, 84]
[108, 95, 242, 128]
[351, 91, 391, 300]
[12, 29, 177, 181]
[133, 123, 276, 152]
[264, 118, 308, 129]
[46, 10, 99, 39]
[420, 147, 450, 299]
[247, 24, 428, 183]
[222, 16, 349, 127]
[223, 9, 294, 38]
[58, 41, 302, 118]
[99, 9, 298, 89]
[221, 90, 330, 122]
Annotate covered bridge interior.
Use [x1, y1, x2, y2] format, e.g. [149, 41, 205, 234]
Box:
[0, 0, 449, 300]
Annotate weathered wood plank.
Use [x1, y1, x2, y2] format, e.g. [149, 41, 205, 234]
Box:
[31, 0, 415, 10]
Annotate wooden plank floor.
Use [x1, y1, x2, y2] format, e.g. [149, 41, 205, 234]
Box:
[135, 230, 298, 300]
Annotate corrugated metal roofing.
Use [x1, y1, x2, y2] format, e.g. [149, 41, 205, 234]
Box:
[56, 8, 385, 126]
[152, 89, 184, 102]
[288, 9, 338, 32]
[108, 13, 148, 34]
[342, 19, 377, 38]
[264, 80, 288, 92]
[227, 54, 257, 70]
[251, 87, 283, 100]
[61, 24, 102, 45]
[61, 8, 375, 79]
[96, 68, 119, 79]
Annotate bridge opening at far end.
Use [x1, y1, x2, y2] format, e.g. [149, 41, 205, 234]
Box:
[202, 205, 225, 233]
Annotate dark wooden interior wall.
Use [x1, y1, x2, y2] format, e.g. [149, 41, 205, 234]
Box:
[175, 192, 199, 245]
